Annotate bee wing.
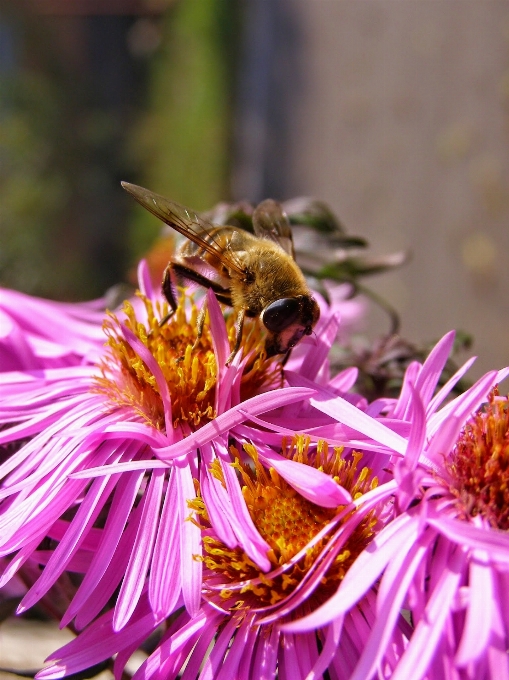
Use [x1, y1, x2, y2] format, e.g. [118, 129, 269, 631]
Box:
[121, 182, 246, 277]
[251, 198, 295, 259]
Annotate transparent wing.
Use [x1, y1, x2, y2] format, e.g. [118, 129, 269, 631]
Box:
[121, 182, 246, 277]
[251, 198, 295, 258]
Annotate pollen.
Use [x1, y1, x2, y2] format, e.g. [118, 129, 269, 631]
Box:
[194, 436, 379, 612]
[95, 291, 278, 431]
[448, 389, 509, 530]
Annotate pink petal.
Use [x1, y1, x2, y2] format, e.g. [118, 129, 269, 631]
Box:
[149, 468, 182, 620]
[427, 371, 498, 461]
[286, 372, 407, 454]
[113, 469, 165, 630]
[255, 442, 352, 507]
[137, 259, 154, 300]
[391, 546, 466, 680]
[120, 325, 173, 436]
[349, 530, 435, 680]
[38, 611, 157, 679]
[154, 387, 317, 460]
[176, 463, 202, 617]
[414, 331, 455, 408]
[62, 469, 145, 627]
[455, 551, 494, 665]
[328, 366, 358, 393]
[19, 469, 122, 612]
[283, 510, 418, 631]
[206, 289, 230, 372]
[427, 512, 509, 563]
[426, 356, 477, 416]
[298, 312, 340, 381]
[218, 445, 271, 571]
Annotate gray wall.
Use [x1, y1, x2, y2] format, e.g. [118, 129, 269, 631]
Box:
[235, 0, 509, 379]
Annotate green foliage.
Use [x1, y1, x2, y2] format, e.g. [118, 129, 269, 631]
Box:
[0, 71, 71, 295]
[128, 0, 237, 260]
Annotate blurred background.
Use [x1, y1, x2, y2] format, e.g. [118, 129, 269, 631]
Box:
[1, 0, 509, 672]
[0, 0, 509, 381]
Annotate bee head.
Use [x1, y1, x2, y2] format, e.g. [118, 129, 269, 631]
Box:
[261, 295, 320, 357]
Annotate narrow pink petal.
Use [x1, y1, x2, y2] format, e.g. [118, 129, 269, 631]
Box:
[200, 457, 237, 548]
[308, 616, 343, 679]
[71, 458, 169, 479]
[236, 623, 260, 679]
[414, 331, 455, 408]
[427, 512, 509, 563]
[0, 537, 41, 588]
[215, 617, 253, 680]
[0, 396, 110, 485]
[286, 372, 407, 454]
[427, 371, 498, 460]
[154, 387, 316, 460]
[114, 469, 165, 630]
[487, 587, 509, 680]
[149, 468, 182, 620]
[328, 366, 358, 393]
[0, 438, 119, 553]
[455, 551, 493, 665]
[179, 617, 219, 680]
[427, 356, 477, 416]
[19, 470, 122, 612]
[0, 366, 92, 389]
[427, 370, 498, 441]
[256, 443, 352, 507]
[218, 446, 271, 571]
[251, 623, 279, 680]
[198, 615, 238, 680]
[120, 324, 173, 435]
[298, 312, 340, 381]
[83, 420, 168, 448]
[497, 366, 509, 384]
[74, 502, 142, 630]
[391, 361, 421, 419]
[392, 546, 466, 680]
[137, 259, 154, 300]
[283, 512, 419, 631]
[349, 530, 435, 680]
[62, 468, 145, 627]
[0, 310, 41, 370]
[280, 632, 302, 680]
[206, 288, 230, 371]
[132, 609, 209, 680]
[37, 611, 157, 679]
[0, 394, 92, 447]
[176, 463, 202, 617]
[404, 386, 427, 469]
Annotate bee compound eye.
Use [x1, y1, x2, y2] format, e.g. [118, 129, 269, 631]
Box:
[262, 298, 301, 333]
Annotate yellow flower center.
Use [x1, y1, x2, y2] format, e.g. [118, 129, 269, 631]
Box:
[194, 436, 379, 612]
[95, 291, 279, 431]
[448, 389, 509, 530]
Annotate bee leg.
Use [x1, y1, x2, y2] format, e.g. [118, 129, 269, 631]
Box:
[171, 261, 233, 302]
[281, 349, 292, 366]
[160, 264, 179, 326]
[226, 308, 246, 366]
[191, 299, 208, 351]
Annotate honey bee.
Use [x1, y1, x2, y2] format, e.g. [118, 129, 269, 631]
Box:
[121, 182, 320, 365]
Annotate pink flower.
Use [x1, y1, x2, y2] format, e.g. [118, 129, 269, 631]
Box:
[283, 331, 509, 680]
[0, 286, 106, 370]
[38, 434, 404, 680]
[0, 261, 361, 649]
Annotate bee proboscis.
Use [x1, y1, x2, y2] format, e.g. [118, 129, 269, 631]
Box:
[122, 182, 320, 365]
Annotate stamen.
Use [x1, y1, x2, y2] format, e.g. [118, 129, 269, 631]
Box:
[448, 389, 509, 530]
[193, 436, 379, 613]
[94, 291, 279, 431]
